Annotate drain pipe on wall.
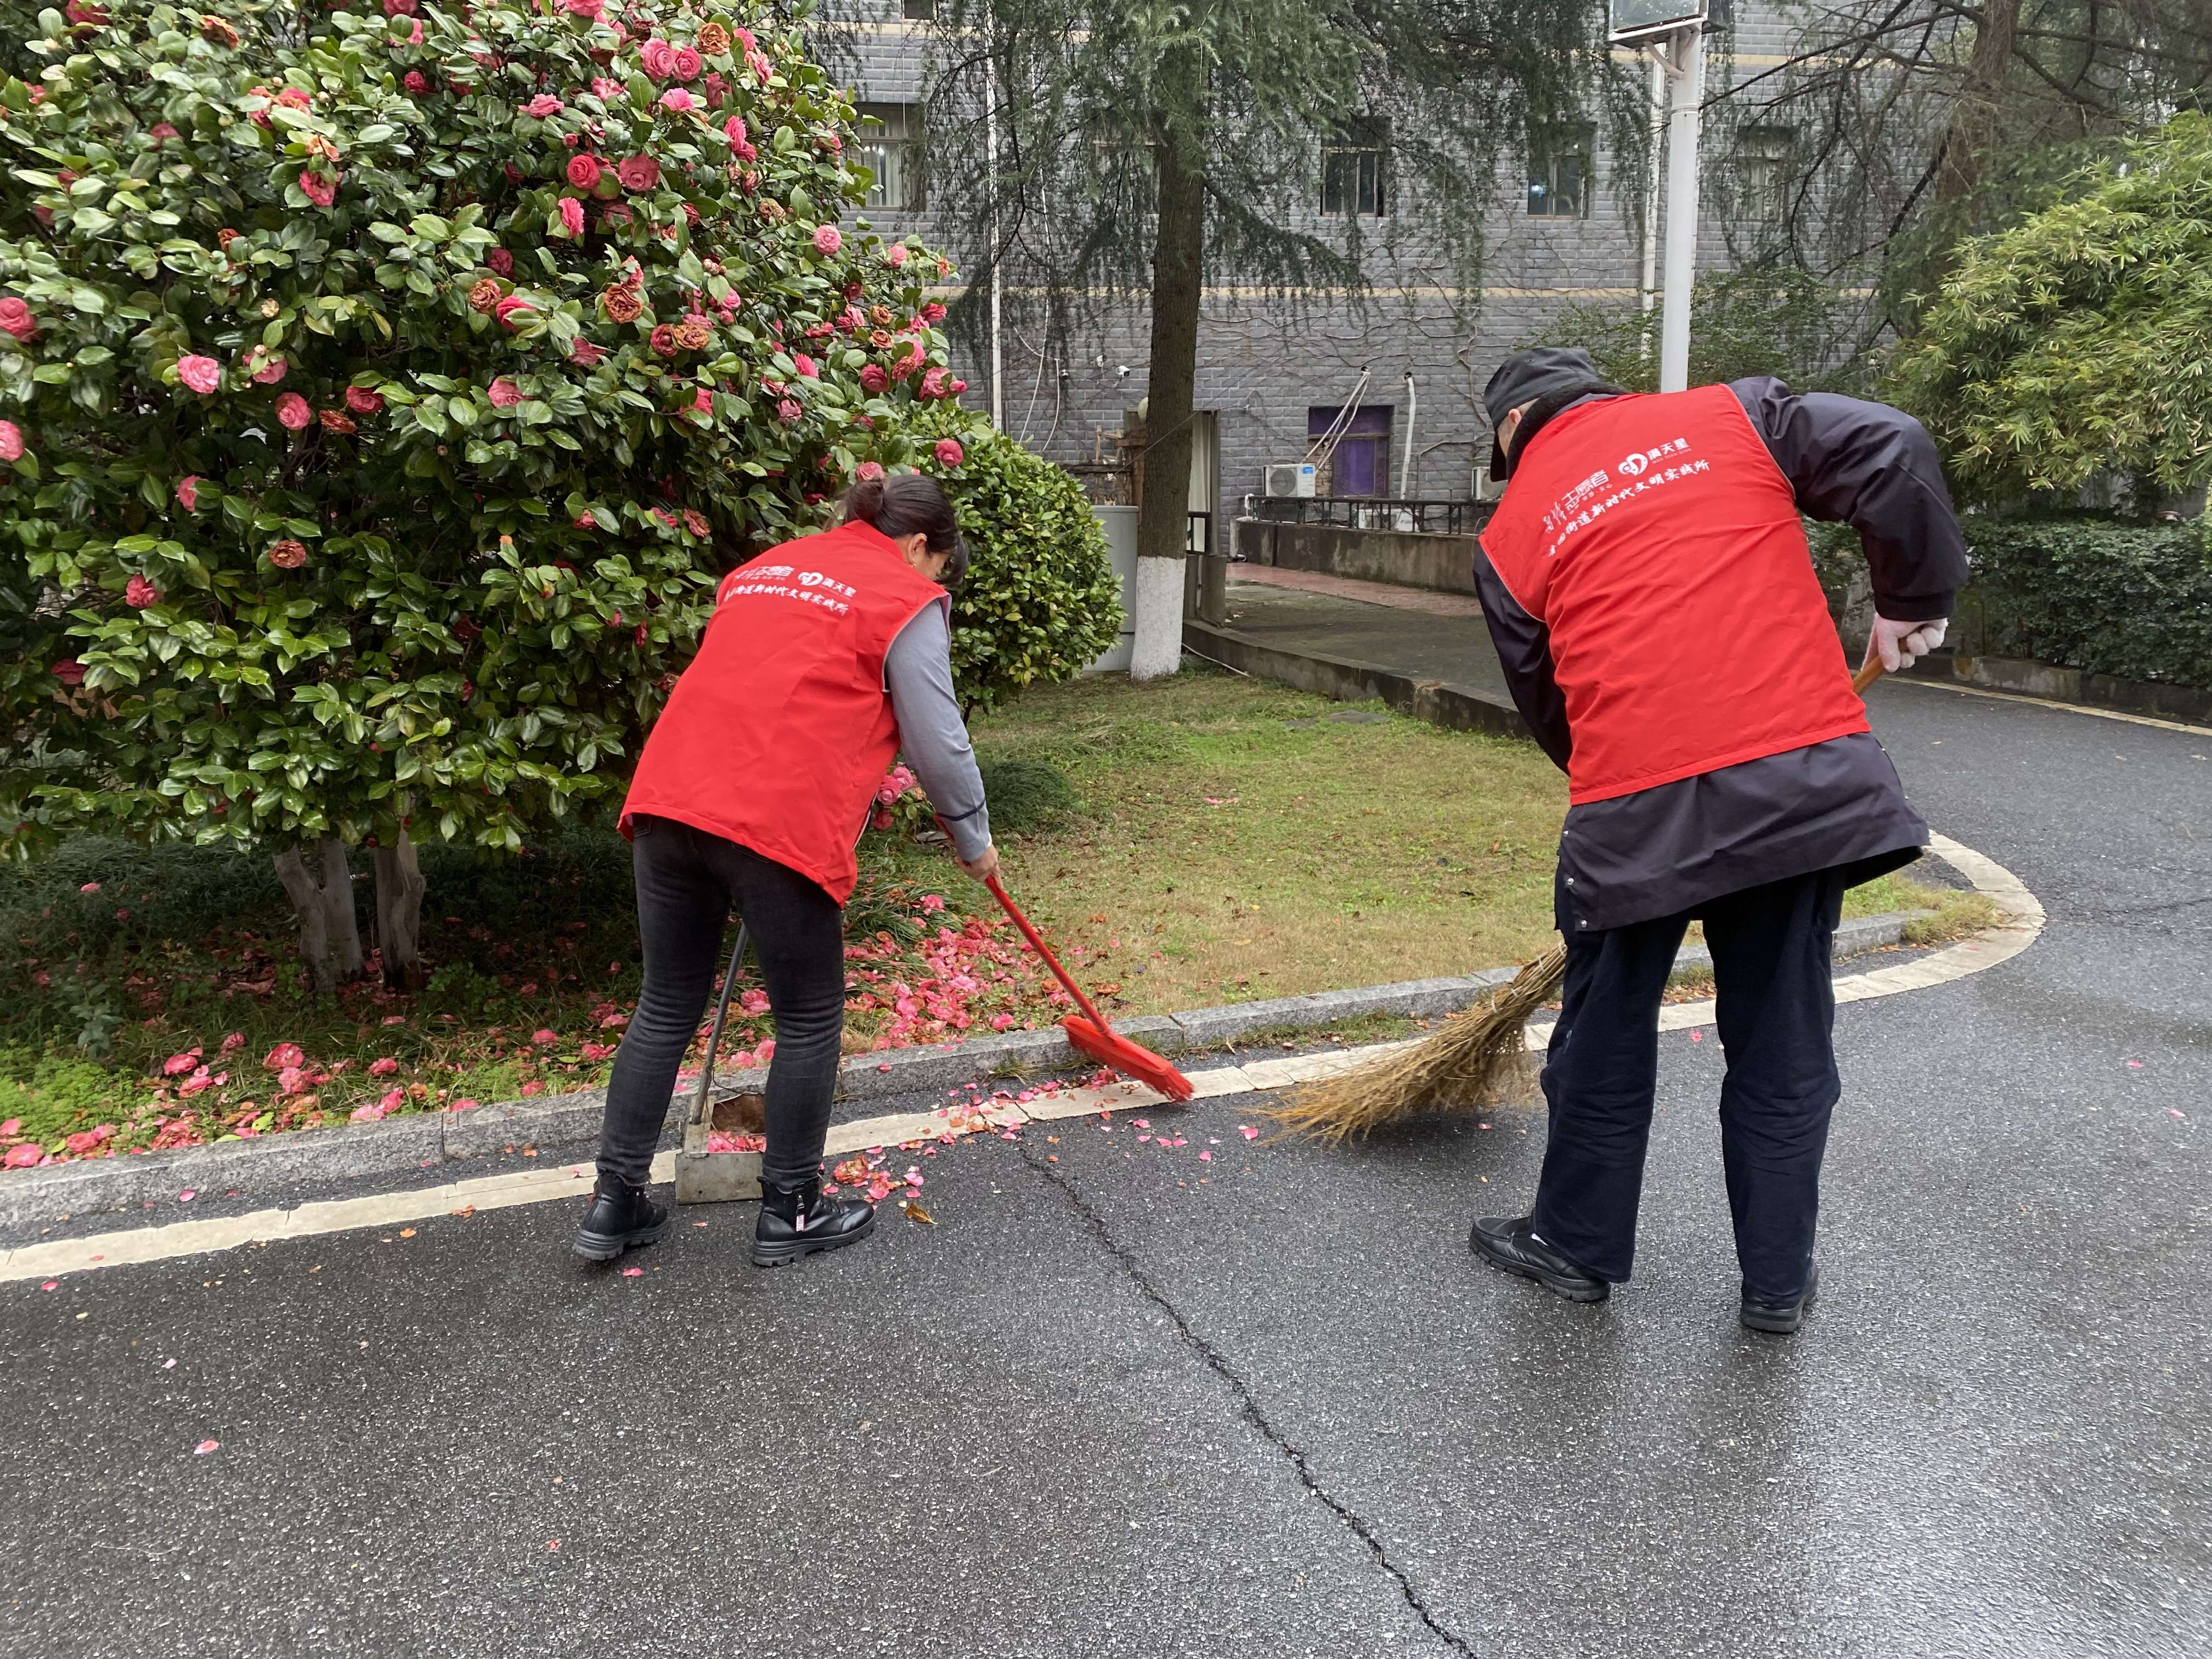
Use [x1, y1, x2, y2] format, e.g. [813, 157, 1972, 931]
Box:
[1397, 373, 1417, 498]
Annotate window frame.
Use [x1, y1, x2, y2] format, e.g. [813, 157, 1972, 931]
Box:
[1319, 119, 1388, 218]
[855, 100, 926, 212]
[1733, 125, 1795, 222]
[1526, 123, 1594, 220]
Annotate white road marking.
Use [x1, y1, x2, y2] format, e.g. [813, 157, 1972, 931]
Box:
[0, 838, 2044, 1285]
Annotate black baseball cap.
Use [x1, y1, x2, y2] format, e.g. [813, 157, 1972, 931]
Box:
[1483, 346, 1604, 477]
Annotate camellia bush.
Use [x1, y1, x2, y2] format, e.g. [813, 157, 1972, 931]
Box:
[0, 0, 993, 989]
[1888, 114, 2212, 508]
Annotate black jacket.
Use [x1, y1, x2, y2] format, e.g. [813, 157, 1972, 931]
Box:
[1472, 378, 1970, 934]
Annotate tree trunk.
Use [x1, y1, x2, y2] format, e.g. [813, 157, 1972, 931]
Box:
[272, 838, 363, 995]
[1935, 0, 2020, 208]
[371, 831, 428, 994]
[1130, 84, 1207, 681]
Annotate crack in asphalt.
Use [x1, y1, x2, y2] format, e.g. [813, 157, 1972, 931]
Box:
[1017, 1142, 1481, 1659]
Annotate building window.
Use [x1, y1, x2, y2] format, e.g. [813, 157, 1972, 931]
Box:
[857, 102, 924, 212]
[900, 0, 935, 20]
[1527, 125, 1592, 218]
[1310, 405, 1394, 498]
[1320, 120, 1386, 217]
[1735, 126, 1793, 220]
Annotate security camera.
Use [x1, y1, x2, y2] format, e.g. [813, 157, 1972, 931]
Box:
[1092, 353, 1106, 368]
[1115, 364, 1130, 379]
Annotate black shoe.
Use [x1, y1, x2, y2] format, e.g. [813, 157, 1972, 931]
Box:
[1741, 1263, 1819, 1335]
[572, 1178, 672, 1262]
[1469, 1214, 1610, 1304]
[753, 1176, 876, 1268]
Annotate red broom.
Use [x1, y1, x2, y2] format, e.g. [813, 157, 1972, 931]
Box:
[985, 875, 1195, 1101]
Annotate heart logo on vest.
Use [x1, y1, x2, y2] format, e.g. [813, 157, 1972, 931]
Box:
[1618, 452, 1649, 476]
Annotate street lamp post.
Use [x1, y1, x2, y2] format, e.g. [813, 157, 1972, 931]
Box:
[1610, 3, 1708, 393]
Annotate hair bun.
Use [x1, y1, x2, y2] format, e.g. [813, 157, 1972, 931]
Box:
[843, 478, 885, 527]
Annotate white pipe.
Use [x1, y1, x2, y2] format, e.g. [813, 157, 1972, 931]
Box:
[1397, 372, 1417, 498]
[1641, 53, 1664, 318]
[1658, 25, 1705, 394]
[984, 44, 1003, 427]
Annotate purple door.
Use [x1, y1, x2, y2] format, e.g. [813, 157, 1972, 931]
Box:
[1310, 405, 1393, 497]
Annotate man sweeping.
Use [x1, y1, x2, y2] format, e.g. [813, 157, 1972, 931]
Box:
[1464, 346, 1966, 1334]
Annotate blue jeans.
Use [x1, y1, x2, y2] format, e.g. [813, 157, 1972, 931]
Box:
[597, 816, 847, 1190]
[1530, 867, 1847, 1301]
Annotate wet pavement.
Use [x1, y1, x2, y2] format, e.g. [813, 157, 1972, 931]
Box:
[4, 642, 2210, 1657]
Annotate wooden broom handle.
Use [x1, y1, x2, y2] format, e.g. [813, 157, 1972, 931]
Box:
[1852, 657, 1886, 697]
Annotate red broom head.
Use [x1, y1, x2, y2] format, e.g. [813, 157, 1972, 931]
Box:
[1063, 1017, 1195, 1102]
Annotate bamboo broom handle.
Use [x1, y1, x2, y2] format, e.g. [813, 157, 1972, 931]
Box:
[1852, 657, 1886, 697]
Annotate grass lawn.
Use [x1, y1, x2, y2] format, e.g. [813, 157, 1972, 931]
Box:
[0, 664, 1988, 1163]
[931, 667, 1992, 1014]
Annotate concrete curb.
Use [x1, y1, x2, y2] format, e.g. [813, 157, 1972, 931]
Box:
[1181, 617, 1531, 742]
[0, 912, 1921, 1228]
[1901, 653, 2212, 730]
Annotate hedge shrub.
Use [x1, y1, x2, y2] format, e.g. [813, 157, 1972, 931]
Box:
[937, 423, 1121, 712]
[1955, 515, 2212, 688]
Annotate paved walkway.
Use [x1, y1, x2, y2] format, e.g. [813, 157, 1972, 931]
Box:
[5, 662, 2211, 1655]
[1222, 567, 1513, 697]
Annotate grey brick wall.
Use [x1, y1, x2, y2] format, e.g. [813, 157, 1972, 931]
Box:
[819, 7, 1821, 506]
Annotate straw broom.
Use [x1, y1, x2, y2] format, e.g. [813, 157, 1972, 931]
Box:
[1266, 657, 1889, 1142]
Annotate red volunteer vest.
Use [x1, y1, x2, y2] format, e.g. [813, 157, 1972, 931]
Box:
[1479, 385, 1867, 805]
[620, 520, 946, 902]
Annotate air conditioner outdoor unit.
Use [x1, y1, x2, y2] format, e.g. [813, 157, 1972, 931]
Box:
[1266, 462, 1318, 498]
[1474, 464, 1508, 503]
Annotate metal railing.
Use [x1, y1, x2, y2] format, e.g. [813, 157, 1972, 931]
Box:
[1242, 495, 1486, 536]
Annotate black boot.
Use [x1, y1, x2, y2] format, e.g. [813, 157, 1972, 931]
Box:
[572, 1177, 672, 1262]
[1469, 1214, 1611, 1303]
[1740, 1263, 1819, 1335]
[753, 1176, 876, 1268]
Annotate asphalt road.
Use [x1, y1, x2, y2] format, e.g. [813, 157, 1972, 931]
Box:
[4, 675, 2209, 1658]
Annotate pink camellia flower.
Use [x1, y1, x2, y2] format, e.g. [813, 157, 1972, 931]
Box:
[950, 377, 968, 395]
[0, 296, 36, 340]
[722, 115, 755, 159]
[704, 71, 728, 106]
[178, 354, 222, 394]
[279, 1065, 308, 1096]
[264, 1041, 304, 1070]
[394, 18, 423, 46]
[126, 575, 161, 608]
[345, 385, 383, 415]
[776, 398, 803, 424]
[569, 337, 604, 368]
[275, 392, 311, 430]
[856, 460, 884, 482]
[487, 247, 514, 277]
[176, 475, 200, 510]
[921, 300, 947, 324]
[532, 1028, 559, 1047]
[488, 376, 522, 408]
[52, 659, 85, 686]
[566, 153, 601, 189]
[383, 0, 415, 14]
[747, 49, 772, 86]
[221, 1031, 245, 1052]
[793, 352, 817, 379]
[495, 294, 537, 331]
[526, 93, 563, 118]
[859, 363, 888, 395]
[251, 353, 286, 385]
[558, 196, 585, 236]
[0, 420, 22, 462]
[692, 388, 713, 413]
[934, 437, 964, 469]
[658, 87, 696, 113]
[162, 1049, 201, 1076]
[403, 70, 429, 94]
[672, 45, 703, 81]
[563, 0, 602, 16]
[811, 223, 841, 257]
[300, 169, 337, 208]
[177, 1069, 214, 1096]
[640, 38, 674, 77]
[149, 121, 178, 145]
[268, 538, 308, 569]
[369, 1057, 399, 1076]
[3, 1143, 41, 1169]
[921, 366, 949, 400]
[616, 155, 659, 192]
[590, 76, 622, 100]
[885, 242, 910, 269]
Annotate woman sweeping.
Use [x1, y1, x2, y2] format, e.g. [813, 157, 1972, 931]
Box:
[575, 475, 997, 1268]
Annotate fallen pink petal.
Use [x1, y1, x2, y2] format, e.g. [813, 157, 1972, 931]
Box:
[193, 1439, 219, 1455]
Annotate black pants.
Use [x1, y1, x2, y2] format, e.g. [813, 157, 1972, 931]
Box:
[597, 816, 847, 1191]
[1531, 867, 1847, 1301]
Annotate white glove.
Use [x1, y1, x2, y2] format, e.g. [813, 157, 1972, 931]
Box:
[1865, 615, 1948, 673]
